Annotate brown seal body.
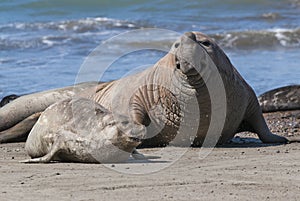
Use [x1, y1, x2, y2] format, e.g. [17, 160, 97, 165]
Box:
[23, 98, 145, 163]
[89, 32, 290, 147]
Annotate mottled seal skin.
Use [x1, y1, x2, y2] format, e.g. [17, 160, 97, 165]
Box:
[0, 82, 98, 143]
[259, 85, 300, 113]
[23, 98, 145, 163]
[89, 32, 291, 147]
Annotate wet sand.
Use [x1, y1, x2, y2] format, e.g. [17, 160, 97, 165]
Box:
[0, 111, 299, 201]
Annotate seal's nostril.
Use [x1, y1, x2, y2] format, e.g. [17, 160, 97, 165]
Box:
[184, 32, 196, 42]
[175, 56, 180, 69]
[174, 42, 180, 48]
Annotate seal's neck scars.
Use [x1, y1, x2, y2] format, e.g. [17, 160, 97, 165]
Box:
[130, 50, 201, 146]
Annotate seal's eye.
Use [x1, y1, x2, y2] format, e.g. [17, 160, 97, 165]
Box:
[174, 42, 180, 48]
[200, 40, 211, 47]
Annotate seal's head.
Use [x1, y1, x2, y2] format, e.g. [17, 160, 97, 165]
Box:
[171, 32, 232, 86]
[108, 114, 146, 153]
[89, 111, 146, 163]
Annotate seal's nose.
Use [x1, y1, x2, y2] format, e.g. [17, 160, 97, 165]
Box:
[130, 124, 146, 139]
[184, 32, 196, 42]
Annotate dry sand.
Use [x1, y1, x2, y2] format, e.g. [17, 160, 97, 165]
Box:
[0, 111, 299, 201]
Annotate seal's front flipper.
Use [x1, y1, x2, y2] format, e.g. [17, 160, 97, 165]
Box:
[244, 101, 288, 144]
[20, 154, 53, 163]
[248, 113, 288, 144]
[131, 149, 147, 160]
[131, 149, 160, 160]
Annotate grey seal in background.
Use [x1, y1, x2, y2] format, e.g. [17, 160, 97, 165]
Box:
[259, 85, 300, 113]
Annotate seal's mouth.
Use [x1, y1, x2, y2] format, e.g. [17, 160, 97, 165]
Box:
[175, 55, 180, 70]
[174, 54, 204, 88]
[175, 55, 201, 78]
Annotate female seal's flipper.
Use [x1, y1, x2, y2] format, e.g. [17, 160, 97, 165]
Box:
[20, 139, 62, 163]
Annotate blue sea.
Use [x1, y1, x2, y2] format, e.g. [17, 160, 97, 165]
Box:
[0, 0, 299, 99]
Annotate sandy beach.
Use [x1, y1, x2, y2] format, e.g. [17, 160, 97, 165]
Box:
[0, 110, 299, 201]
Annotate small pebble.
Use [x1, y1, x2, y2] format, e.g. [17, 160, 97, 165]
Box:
[294, 124, 300, 128]
[111, 164, 115, 168]
[276, 150, 280, 153]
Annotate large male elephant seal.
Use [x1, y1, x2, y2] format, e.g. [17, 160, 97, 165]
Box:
[87, 32, 292, 147]
[23, 98, 145, 163]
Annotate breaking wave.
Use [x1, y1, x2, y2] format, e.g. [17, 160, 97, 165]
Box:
[212, 28, 300, 49]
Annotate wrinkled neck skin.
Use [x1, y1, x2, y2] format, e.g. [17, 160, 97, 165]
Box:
[90, 53, 203, 145]
[125, 53, 203, 145]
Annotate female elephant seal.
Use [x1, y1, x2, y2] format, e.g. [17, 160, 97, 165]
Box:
[23, 98, 145, 163]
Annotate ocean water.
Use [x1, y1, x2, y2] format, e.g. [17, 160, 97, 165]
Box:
[0, 0, 299, 99]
